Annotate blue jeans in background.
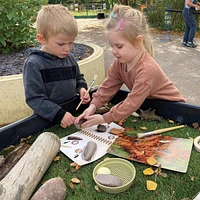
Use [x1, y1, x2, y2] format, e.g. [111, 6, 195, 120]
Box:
[182, 7, 197, 43]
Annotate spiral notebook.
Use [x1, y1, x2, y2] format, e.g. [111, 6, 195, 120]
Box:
[60, 122, 120, 166]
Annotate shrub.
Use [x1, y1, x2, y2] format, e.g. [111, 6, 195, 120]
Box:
[0, 0, 48, 54]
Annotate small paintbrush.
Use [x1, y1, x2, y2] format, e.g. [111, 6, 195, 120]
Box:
[137, 125, 185, 138]
[76, 75, 98, 110]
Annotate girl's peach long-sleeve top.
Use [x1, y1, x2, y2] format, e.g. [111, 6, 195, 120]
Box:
[91, 51, 186, 124]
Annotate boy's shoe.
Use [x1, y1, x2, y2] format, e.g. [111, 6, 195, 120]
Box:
[186, 42, 197, 48]
[181, 42, 187, 47]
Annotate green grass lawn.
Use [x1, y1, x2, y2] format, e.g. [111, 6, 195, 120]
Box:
[21, 115, 200, 200]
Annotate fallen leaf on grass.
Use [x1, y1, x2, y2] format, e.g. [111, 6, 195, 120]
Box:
[71, 177, 80, 184]
[140, 126, 147, 130]
[20, 135, 31, 142]
[132, 119, 137, 123]
[192, 122, 199, 129]
[131, 112, 140, 117]
[68, 182, 74, 189]
[75, 164, 81, 170]
[3, 145, 15, 151]
[147, 156, 157, 165]
[54, 156, 60, 161]
[70, 162, 81, 171]
[70, 162, 77, 167]
[155, 164, 161, 177]
[146, 180, 157, 191]
[160, 172, 168, 178]
[155, 165, 168, 179]
[70, 168, 77, 173]
[94, 185, 101, 192]
[143, 168, 154, 175]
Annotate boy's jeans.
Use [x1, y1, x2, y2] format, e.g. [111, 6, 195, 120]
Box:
[182, 7, 197, 43]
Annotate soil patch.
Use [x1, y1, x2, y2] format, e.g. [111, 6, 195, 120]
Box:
[0, 43, 94, 76]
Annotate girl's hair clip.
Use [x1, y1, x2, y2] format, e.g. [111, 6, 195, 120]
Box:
[111, 13, 114, 18]
[119, 19, 124, 30]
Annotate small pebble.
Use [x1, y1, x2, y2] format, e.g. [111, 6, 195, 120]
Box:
[95, 174, 123, 187]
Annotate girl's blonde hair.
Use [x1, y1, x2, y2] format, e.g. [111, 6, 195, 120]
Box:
[36, 4, 78, 39]
[105, 4, 154, 57]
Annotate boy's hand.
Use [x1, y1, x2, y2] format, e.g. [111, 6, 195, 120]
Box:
[61, 112, 76, 128]
[79, 88, 91, 104]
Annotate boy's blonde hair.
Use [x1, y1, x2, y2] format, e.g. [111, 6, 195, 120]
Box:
[105, 4, 154, 57]
[36, 4, 78, 39]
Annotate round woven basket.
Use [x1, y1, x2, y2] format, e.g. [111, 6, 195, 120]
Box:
[93, 158, 136, 193]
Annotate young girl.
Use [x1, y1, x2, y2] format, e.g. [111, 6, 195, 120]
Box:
[75, 4, 186, 128]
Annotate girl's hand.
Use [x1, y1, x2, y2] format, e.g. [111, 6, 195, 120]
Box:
[79, 88, 91, 104]
[61, 112, 76, 128]
[75, 104, 96, 124]
[81, 114, 106, 128]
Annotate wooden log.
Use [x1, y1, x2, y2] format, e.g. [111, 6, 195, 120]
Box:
[0, 132, 61, 200]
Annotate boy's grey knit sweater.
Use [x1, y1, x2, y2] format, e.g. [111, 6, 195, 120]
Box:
[23, 48, 87, 123]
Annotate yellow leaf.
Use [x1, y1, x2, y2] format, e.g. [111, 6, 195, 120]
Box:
[147, 156, 157, 165]
[143, 168, 154, 175]
[146, 180, 157, 191]
[54, 156, 60, 161]
[131, 112, 139, 117]
[75, 164, 81, 170]
[71, 177, 80, 184]
[70, 162, 77, 167]
[68, 182, 74, 189]
[140, 126, 147, 130]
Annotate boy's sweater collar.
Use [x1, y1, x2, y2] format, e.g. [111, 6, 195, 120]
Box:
[25, 48, 62, 60]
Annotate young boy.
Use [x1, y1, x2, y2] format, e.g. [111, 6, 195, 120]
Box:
[23, 4, 90, 128]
